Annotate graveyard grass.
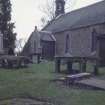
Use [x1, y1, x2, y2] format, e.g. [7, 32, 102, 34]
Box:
[0, 62, 105, 105]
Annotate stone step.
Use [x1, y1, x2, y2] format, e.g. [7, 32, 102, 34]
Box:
[77, 78, 105, 90]
[66, 73, 91, 80]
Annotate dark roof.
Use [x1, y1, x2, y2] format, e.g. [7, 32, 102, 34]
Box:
[39, 31, 56, 41]
[21, 30, 56, 56]
[43, 0, 105, 33]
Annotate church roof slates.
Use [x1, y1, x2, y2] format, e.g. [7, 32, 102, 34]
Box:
[43, 1, 105, 32]
[40, 31, 56, 41]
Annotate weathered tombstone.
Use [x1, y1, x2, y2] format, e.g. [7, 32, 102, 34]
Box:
[65, 52, 73, 73]
[32, 53, 41, 64]
[80, 59, 87, 73]
[32, 55, 38, 63]
[7, 47, 14, 68]
[67, 61, 73, 74]
[55, 58, 61, 73]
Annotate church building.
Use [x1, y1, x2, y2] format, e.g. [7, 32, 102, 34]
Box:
[22, 0, 105, 66]
[22, 26, 56, 62]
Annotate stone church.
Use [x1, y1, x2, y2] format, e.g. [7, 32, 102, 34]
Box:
[22, 0, 105, 65]
[22, 26, 56, 62]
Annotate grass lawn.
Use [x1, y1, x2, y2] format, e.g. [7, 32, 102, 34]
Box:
[0, 62, 105, 105]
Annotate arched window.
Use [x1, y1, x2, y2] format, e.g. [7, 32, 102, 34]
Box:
[91, 29, 97, 52]
[65, 34, 69, 53]
[34, 41, 36, 52]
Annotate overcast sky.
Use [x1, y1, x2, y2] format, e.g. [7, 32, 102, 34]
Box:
[11, 0, 103, 40]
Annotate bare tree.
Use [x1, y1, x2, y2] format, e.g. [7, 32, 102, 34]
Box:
[39, 0, 55, 22]
[66, 0, 77, 12]
[39, 0, 77, 27]
[15, 38, 27, 55]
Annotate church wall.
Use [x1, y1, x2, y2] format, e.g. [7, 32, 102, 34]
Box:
[54, 23, 105, 57]
[29, 31, 41, 55]
[70, 27, 92, 56]
[30, 34, 34, 54]
[54, 31, 66, 56]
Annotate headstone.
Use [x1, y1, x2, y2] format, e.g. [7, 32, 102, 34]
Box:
[64, 52, 73, 57]
[32, 55, 38, 63]
[55, 59, 61, 73]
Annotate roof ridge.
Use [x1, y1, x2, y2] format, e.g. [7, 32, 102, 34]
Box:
[43, 0, 105, 32]
[62, 0, 104, 17]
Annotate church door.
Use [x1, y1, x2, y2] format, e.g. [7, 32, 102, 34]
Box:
[97, 35, 105, 66]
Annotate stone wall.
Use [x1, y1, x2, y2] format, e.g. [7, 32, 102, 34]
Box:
[54, 23, 105, 57]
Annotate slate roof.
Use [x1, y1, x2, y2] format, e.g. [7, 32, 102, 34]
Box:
[39, 31, 56, 41]
[21, 30, 56, 56]
[43, 0, 105, 33]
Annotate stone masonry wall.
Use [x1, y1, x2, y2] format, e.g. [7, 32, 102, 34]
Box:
[54, 23, 105, 57]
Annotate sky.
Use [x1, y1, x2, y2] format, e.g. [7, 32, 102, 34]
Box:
[11, 0, 103, 40]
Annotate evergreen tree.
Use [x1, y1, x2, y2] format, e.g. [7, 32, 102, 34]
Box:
[0, 0, 16, 54]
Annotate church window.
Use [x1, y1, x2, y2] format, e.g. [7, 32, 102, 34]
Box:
[34, 41, 36, 52]
[65, 34, 69, 53]
[91, 29, 97, 52]
[58, 3, 62, 11]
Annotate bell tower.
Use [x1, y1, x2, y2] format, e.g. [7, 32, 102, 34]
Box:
[55, 0, 65, 17]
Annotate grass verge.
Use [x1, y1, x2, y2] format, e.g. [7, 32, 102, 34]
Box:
[0, 62, 105, 105]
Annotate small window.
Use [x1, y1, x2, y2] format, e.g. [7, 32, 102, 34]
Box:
[58, 3, 62, 11]
[91, 29, 97, 52]
[34, 41, 36, 52]
[65, 34, 69, 53]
